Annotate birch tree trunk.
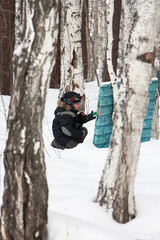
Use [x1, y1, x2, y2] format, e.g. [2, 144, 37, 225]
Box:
[50, 1, 61, 89]
[97, 0, 160, 223]
[88, 0, 121, 84]
[14, 0, 26, 48]
[151, 53, 160, 139]
[106, 0, 116, 88]
[0, 0, 59, 239]
[82, 0, 90, 82]
[151, 90, 159, 139]
[96, 0, 108, 84]
[88, 0, 108, 84]
[88, 0, 98, 83]
[106, 0, 123, 101]
[59, 0, 84, 97]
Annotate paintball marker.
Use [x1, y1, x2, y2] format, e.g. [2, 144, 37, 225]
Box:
[92, 111, 97, 116]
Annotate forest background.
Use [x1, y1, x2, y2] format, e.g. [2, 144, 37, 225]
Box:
[0, 1, 160, 240]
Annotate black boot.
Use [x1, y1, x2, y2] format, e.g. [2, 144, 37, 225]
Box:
[51, 139, 65, 150]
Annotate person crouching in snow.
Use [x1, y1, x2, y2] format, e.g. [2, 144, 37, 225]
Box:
[51, 91, 96, 150]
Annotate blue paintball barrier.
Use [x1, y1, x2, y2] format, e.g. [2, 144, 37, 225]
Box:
[93, 83, 113, 148]
[93, 79, 158, 148]
[141, 79, 159, 142]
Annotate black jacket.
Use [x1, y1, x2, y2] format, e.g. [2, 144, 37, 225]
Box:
[52, 106, 84, 146]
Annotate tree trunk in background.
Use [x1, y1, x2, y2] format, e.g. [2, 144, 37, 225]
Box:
[99, 0, 121, 84]
[0, 1, 59, 239]
[50, 1, 61, 89]
[96, 0, 108, 84]
[88, 0, 121, 84]
[112, 0, 122, 75]
[88, 0, 97, 83]
[82, 0, 91, 82]
[151, 53, 159, 139]
[151, 90, 159, 139]
[105, 0, 122, 100]
[0, 0, 15, 95]
[97, 0, 160, 224]
[14, 0, 26, 48]
[59, 0, 84, 98]
[118, 0, 134, 77]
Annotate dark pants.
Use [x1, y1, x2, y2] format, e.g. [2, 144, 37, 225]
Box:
[51, 127, 88, 150]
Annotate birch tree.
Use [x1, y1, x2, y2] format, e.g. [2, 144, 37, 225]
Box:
[96, 0, 108, 84]
[88, 0, 107, 84]
[97, 0, 160, 223]
[59, 0, 84, 98]
[82, 0, 91, 82]
[0, 0, 59, 239]
[151, 52, 160, 139]
[87, 0, 98, 83]
[151, 88, 159, 139]
[88, 0, 121, 85]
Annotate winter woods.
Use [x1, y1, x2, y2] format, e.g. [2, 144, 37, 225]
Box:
[0, 1, 160, 238]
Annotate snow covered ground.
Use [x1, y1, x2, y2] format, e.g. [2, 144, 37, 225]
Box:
[1, 81, 160, 240]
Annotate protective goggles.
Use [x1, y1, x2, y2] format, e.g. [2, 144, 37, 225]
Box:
[70, 96, 83, 102]
[61, 95, 83, 105]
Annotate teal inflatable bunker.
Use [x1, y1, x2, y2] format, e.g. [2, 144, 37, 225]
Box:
[93, 79, 159, 148]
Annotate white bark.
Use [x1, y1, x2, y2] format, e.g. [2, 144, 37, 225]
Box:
[60, 0, 84, 97]
[14, 0, 26, 49]
[106, 0, 118, 100]
[151, 90, 159, 139]
[97, 0, 108, 84]
[0, 0, 59, 239]
[151, 55, 160, 139]
[88, 0, 108, 84]
[11, 1, 59, 119]
[118, 0, 135, 79]
[88, 0, 97, 82]
[97, 0, 160, 223]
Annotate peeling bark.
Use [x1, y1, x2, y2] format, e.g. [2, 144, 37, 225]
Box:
[0, 1, 59, 239]
[88, 0, 98, 83]
[97, 0, 160, 224]
[59, 0, 84, 98]
[105, 0, 119, 100]
[50, 0, 61, 89]
[112, 0, 122, 74]
[96, 0, 108, 84]
[151, 90, 159, 139]
[82, 0, 90, 82]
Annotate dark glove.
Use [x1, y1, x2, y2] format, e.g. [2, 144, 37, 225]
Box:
[78, 111, 96, 124]
[77, 112, 88, 124]
[86, 111, 96, 122]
